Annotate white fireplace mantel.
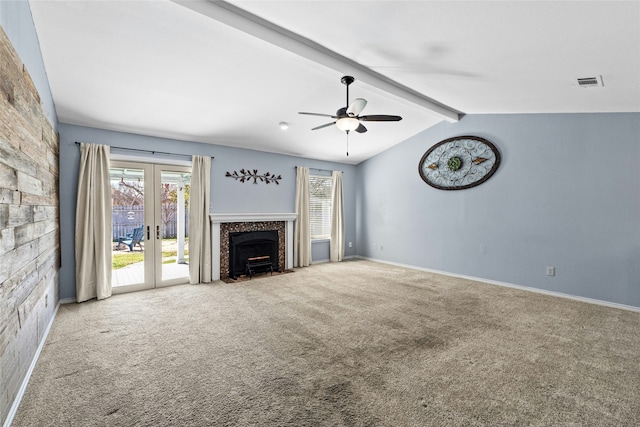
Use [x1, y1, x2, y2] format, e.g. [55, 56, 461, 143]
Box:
[209, 213, 297, 281]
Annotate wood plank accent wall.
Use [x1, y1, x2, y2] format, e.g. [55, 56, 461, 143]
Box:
[0, 27, 60, 424]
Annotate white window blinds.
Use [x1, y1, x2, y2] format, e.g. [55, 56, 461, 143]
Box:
[309, 175, 333, 239]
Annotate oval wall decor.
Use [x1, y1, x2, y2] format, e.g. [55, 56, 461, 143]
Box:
[418, 136, 500, 190]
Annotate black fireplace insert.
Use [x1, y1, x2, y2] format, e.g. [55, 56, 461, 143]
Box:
[229, 230, 279, 279]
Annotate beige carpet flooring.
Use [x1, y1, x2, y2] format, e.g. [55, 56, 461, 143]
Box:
[12, 260, 640, 426]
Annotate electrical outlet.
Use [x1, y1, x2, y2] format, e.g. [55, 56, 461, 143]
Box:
[45, 294, 48, 308]
[348, 242, 352, 248]
[546, 266, 555, 276]
[380, 245, 384, 251]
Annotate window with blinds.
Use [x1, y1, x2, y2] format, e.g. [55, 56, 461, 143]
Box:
[309, 175, 333, 239]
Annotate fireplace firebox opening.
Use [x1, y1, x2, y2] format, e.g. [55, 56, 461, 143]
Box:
[229, 230, 280, 279]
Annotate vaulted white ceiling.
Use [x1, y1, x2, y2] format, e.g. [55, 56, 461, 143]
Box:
[29, 1, 640, 164]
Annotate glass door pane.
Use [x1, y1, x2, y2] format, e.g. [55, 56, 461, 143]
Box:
[110, 162, 153, 292]
[155, 167, 191, 286]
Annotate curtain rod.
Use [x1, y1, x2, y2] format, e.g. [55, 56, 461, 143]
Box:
[74, 141, 214, 159]
[296, 166, 342, 173]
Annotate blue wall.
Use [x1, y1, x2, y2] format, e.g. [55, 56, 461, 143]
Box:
[58, 124, 357, 300]
[357, 113, 640, 308]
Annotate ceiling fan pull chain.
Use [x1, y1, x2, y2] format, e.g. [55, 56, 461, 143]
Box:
[346, 131, 349, 156]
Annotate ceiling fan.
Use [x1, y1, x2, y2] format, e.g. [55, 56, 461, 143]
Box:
[299, 76, 402, 135]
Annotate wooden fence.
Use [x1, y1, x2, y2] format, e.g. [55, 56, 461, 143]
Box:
[112, 206, 189, 240]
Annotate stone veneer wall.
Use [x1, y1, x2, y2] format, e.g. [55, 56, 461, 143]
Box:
[219, 221, 285, 280]
[0, 27, 60, 424]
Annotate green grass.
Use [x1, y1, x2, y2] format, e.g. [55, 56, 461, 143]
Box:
[112, 252, 144, 269]
[162, 249, 189, 258]
[112, 242, 189, 270]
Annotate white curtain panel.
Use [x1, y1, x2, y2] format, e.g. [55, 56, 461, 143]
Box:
[188, 155, 212, 284]
[75, 143, 112, 302]
[330, 170, 345, 262]
[294, 166, 311, 267]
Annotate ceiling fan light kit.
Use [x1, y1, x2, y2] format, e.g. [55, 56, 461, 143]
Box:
[336, 117, 360, 132]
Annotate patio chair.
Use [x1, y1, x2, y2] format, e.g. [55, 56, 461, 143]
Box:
[120, 226, 144, 251]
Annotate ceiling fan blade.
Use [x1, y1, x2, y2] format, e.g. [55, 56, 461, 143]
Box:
[359, 115, 403, 122]
[299, 112, 337, 118]
[311, 122, 336, 131]
[347, 98, 367, 116]
[355, 123, 368, 133]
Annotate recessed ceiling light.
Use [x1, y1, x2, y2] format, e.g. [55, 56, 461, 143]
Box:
[279, 122, 289, 130]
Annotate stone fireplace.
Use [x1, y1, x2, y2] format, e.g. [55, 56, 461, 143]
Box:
[222, 223, 282, 280]
[210, 213, 297, 281]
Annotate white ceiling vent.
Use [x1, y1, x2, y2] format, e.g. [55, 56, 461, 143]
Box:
[576, 75, 604, 88]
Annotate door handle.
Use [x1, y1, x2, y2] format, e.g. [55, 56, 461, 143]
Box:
[147, 225, 150, 240]
[156, 225, 160, 240]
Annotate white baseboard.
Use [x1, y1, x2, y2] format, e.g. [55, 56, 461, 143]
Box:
[3, 302, 60, 427]
[59, 297, 76, 304]
[357, 256, 640, 313]
[312, 255, 357, 265]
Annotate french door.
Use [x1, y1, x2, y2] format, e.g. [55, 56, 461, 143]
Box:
[110, 161, 191, 293]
